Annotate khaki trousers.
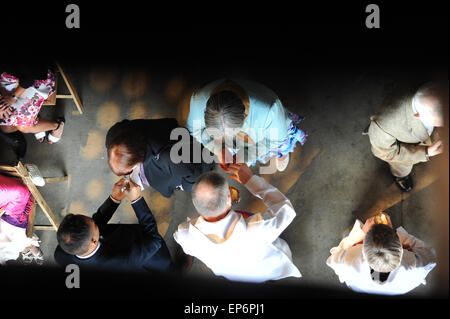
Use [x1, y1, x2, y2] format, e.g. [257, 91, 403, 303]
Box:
[389, 162, 413, 178]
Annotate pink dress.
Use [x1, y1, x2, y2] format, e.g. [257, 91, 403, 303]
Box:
[0, 70, 55, 127]
[0, 174, 39, 264]
[0, 174, 33, 228]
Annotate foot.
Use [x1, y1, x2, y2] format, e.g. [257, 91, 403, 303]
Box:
[394, 174, 413, 192]
[276, 154, 290, 172]
[48, 118, 65, 144]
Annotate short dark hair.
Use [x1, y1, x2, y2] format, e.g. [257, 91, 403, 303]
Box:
[105, 120, 147, 168]
[57, 214, 93, 255]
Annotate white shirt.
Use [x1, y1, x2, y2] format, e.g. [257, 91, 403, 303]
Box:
[412, 95, 434, 136]
[76, 241, 101, 259]
[326, 220, 437, 295]
[173, 175, 301, 283]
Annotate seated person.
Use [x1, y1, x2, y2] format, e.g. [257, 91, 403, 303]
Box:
[0, 62, 65, 160]
[105, 118, 215, 198]
[173, 163, 302, 282]
[0, 174, 42, 265]
[54, 178, 173, 272]
[326, 213, 437, 295]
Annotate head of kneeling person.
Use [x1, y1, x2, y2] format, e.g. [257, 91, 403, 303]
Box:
[105, 120, 146, 177]
[363, 224, 403, 276]
[192, 171, 232, 222]
[57, 214, 100, 256]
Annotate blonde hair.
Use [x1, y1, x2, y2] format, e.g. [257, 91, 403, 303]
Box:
[363, 224, 403, 273]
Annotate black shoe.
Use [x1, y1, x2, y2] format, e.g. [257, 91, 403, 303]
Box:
[394, 174, 413, 192]
[0, 130, 27, 159]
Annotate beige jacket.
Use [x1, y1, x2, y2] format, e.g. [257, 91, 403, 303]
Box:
[367, 90, 436, 165]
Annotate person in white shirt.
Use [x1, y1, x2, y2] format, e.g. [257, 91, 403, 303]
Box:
[326, 213, 437, 295]
[173, 162, 302, 283]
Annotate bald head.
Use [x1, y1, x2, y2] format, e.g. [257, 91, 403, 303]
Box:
[414, 83, 447, 127]
[192, 171, 231, 219]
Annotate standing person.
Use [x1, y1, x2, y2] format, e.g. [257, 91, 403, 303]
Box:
[0, 174, 43, 265]
[366, 82, 446, 192]
[186, 78, 307, 172]
[326, 213, 437, 295]
[173, 163, 302, 282]
[106, 118, 215, 198]
[54, 178, 173, 272]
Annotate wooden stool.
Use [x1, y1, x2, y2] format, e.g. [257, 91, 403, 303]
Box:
[0, 162, 69, 236]
[43, 62, 84, 115]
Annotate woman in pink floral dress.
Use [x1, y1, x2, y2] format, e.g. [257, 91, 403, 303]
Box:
[0, 64, 65, 146]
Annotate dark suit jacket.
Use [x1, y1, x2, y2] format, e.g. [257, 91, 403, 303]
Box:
[54, 197, 173, 273]
[135, 118, 216, 197]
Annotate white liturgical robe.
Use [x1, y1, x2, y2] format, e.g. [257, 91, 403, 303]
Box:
[173, 175, 301, 283]
[326, 220, 437, 295]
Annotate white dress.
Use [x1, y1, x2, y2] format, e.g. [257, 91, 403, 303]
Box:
[326, 220, 437, 295]
[174, 175, 302, 283]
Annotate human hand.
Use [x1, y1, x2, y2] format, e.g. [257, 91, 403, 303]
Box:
[0, 105, 13, 120]
[221, 163, 254, 185]
[111, 177, 128, 202]
[428, 140, 443, 157]
[362, 216, 376, 234]
[124, 179, 142, 202]
[0, 95, 15, 109]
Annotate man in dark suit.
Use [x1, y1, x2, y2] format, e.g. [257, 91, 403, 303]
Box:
[54, 178, 173, 272]
[105, 118, 215, 198]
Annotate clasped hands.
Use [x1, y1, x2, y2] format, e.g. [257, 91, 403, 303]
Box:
[111, 177, 142, 202]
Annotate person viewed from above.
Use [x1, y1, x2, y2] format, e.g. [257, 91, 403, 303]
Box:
[0, 62, 66, 159]
[0, 174, 43, 265]
[326, 212, 437, 295]
[173, 161, 302, 283]
[106, 118, 215, 198]
[186, 78, 308, 172]
[366, 82, 446, 192]
[54, 178, 173, 273]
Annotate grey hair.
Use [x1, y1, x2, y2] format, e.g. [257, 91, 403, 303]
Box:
[204, 91, 245, 138]
[363, 224, 403, 273]
[192, 171, 230, 218]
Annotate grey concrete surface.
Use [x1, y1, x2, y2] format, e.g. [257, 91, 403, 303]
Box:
[1, 61, 446, 297]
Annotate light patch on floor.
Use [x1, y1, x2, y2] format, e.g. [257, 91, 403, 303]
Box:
[80, 130, 106, 160]
[165, 77, 186, 104]
[122, 72, 148, 100]
[69, 201, 88, 216]
[97, 101, 122, 131]
[129, 101, 148, 119]
[90, 68, 118, 93]
[86, 179, 105, 200]
[243, 146, 320, 214]
[143, 190, 173, 237]
[149, 114, 168, 120]
[360, 171, 439, 220]
[176, 90, 193, 127]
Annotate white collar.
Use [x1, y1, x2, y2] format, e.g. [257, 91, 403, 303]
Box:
[76, 241, 101, 259]
[412, 95, 434, 133]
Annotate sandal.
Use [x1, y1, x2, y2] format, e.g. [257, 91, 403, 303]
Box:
[48, 117, 65, 144]
[25, 163, 46, 187]
[34, 131, 46, 143]
[33, 249, 44, 266]
[21, 247, 44, 266]
[21, 250, 35, 264]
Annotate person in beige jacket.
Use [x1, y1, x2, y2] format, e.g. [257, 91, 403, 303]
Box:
[366, 83, 446, 191]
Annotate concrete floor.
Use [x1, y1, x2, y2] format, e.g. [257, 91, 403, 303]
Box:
[2, 60, 446, 297]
